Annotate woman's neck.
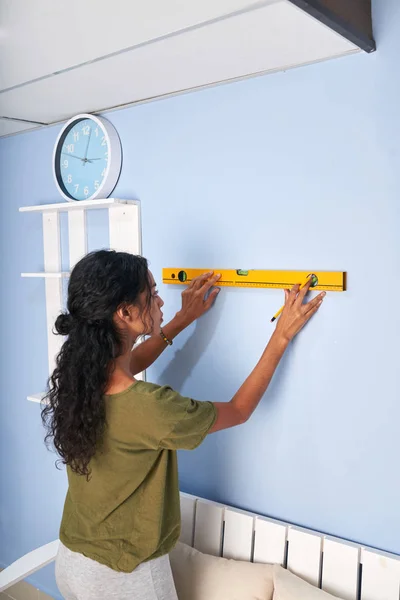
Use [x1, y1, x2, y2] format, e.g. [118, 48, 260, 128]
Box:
[105, 352, 136, 395]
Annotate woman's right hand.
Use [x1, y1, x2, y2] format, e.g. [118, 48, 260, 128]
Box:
[274, 279, 326, 343]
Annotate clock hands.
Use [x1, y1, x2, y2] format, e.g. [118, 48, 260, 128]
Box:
[61, 151, 94, 164]
[62, 152, 84, 162]
[83, 128, 92, 167]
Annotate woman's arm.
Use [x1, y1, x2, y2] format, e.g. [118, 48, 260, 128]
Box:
[130, 272, 221, 375]
[209, 281, 325, 433]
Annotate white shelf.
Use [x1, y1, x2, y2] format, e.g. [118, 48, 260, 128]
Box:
[22, 198, 141, 402]
[19, 198, 138, 213]
[27, 393, 46, 404]
[21, 272, 70, 278]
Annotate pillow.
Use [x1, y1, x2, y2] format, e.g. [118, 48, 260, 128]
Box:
[170, 541, 274, 600]
[273, 565, 344, 600]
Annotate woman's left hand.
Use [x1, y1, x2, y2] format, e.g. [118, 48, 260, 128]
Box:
[175, 272, 221, 327]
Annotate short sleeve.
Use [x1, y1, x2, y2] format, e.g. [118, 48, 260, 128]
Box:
[155, 386, 217, 450]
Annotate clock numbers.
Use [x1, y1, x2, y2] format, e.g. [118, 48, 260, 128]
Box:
[74, 184, 79, 194]
[66, 144, 74, 154]
[67, 174, 72, 183]
[73, 131, 79, 142]
[84, 186, 89, 197]
[63, 160, 68, 168]
[101, 136, 107, 146]
[95, 128, 99, 137]
[82, 125, 90, 135]
[94, 180, 100, 190]
[101, 168, 107, 177]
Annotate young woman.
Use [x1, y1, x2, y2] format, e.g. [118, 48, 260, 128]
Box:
[43, 250, 325, 600]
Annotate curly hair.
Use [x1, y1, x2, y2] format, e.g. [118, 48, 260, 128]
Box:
[41, 250, 151, 478]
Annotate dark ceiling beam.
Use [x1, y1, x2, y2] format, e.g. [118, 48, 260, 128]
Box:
[288, 0, 375, 53]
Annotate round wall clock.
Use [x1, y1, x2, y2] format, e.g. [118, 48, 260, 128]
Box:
[53, 113, 122, 202]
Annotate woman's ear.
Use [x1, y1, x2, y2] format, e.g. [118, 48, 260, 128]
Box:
[115, 304, 140, 324]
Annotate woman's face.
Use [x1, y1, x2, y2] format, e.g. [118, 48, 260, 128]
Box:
[143, 271, 164, 335]
[116, 271, 164, 340]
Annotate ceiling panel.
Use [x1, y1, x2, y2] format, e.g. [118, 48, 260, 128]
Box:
[0, 118, 41, 137]
[0, 1, 357, 125]
[0, 0, 276, 91]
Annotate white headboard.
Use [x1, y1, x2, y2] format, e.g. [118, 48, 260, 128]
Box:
[180, 492, 400, 600]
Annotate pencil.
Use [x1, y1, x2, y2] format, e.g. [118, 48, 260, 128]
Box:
[270, 274, 317, 323]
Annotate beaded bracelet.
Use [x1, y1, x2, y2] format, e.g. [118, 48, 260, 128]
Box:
[160, 328, 173, 346]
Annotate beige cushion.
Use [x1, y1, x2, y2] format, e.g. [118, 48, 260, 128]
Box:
[273, 565, 343, 600]
[170, 541, 274, 600]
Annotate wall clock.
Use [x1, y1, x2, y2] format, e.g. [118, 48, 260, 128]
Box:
[53, 113, 122, 202]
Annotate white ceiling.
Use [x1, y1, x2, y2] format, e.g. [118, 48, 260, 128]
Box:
[0, 0, 358, 137]
[0, 0, 269, 91]
[0, 117, 40, 137]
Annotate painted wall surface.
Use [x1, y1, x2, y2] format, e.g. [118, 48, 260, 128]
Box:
[1, 1, 399, 596]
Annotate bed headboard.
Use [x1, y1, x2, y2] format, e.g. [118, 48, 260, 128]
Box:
[180, 492, 400, 600]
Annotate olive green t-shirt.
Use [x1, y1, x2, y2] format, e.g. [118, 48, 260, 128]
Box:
[59, 381, 217, 572]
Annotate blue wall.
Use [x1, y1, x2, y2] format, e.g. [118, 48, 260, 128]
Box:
[1, 1, 399, 596]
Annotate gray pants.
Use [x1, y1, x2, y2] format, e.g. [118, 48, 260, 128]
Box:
[55, 542, 179, 600]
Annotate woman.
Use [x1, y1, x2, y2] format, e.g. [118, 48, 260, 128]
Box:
[43, 250, 325, 600]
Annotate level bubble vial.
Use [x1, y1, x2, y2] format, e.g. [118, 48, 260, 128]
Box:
[308, 274, 318, 288]
[178, 271, 187, 282]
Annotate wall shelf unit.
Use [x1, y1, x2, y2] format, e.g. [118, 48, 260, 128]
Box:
[19, 198, 135, 213]
[20, 198, 142, 403]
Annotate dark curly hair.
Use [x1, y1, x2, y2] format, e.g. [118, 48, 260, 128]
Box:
[41, 250, 151, 478]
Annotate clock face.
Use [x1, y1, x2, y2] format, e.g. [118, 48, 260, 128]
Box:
[53, 115, 121, 202]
